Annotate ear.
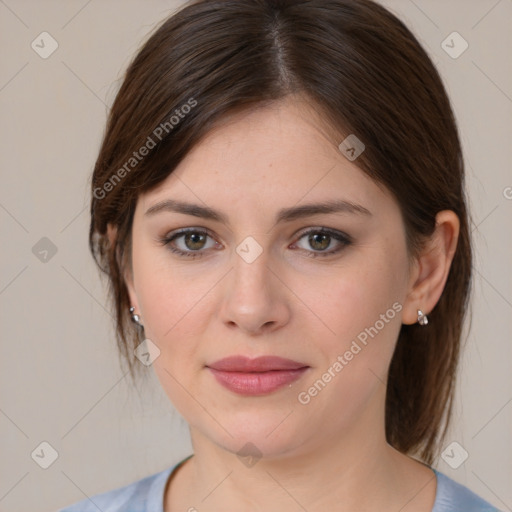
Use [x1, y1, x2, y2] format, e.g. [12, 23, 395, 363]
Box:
[107, 223, 139, 312]
[402, 210, 460, 325]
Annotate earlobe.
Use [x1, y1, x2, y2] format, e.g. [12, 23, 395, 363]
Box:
[401, 210, 460, 326]
[125, 270, 141, 324]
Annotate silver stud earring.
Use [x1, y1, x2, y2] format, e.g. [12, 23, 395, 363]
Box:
[417, 309, 428, 326]
[129, 306, 143, 327]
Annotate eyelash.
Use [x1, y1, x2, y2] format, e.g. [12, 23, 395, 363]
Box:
[159, 227, 352, 259]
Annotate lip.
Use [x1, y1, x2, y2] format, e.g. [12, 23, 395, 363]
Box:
[207, 355, 308, 372]
[206, 356, 310, 396]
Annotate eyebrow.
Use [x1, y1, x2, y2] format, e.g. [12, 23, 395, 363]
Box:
[144, 198, 372, 224]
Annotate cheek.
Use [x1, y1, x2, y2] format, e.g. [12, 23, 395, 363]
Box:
[292, 265, 404, 429]
[306, 250, 407, 397]
[132, 242, 214, 363]
[132, 242, 182, 340]
[132, 247, 208, 415]
[315, 257, 403, 342]
[135, 261, 173, 338]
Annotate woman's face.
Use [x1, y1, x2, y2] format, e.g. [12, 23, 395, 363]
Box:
[126, 98, 418, 458]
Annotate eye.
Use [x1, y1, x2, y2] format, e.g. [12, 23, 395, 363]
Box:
[160, 228, 219, 258]
[291, 228, 352, 258]
[160, 227, 352, 259]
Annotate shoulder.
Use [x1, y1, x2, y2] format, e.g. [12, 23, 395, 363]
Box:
[432, 469, 503, 512]
[55, 465, 174, 512]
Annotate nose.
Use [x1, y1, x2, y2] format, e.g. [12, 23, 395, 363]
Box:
[219, 248, 291, 336]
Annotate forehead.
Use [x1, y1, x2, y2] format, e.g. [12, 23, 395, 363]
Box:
[138, 98, 396, 221]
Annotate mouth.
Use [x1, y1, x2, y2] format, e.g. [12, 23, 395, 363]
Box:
[206, 355, 310, 396]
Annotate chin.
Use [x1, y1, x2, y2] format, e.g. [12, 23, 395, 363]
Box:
[208, 415, 307, 461]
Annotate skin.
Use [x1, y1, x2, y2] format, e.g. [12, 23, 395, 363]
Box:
[120, 96, 460, 511]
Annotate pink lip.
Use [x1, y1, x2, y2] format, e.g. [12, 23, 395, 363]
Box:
[208, 355, 308, 372]
[206, 356, 310, 396]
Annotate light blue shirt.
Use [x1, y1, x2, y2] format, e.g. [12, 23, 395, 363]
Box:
[57, 455, 502, 511]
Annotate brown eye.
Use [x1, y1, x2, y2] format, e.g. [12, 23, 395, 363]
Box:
[162, 228, 218, 258]
[293, 228, 352, 258]
[183, 232, 207, 250]
[307, 232, 331, 251]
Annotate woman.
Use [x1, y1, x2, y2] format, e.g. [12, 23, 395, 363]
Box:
[58, 0, 501, 510]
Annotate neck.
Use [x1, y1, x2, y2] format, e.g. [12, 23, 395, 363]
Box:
[167, 389, 436, 511]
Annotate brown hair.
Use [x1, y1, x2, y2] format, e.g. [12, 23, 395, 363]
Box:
[89, 0, 473, 465]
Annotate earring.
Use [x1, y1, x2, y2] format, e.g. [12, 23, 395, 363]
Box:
[129, 306, 143, 327]
[417, 309, 428, 326]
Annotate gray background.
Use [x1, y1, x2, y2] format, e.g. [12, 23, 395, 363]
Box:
[0, 1, 510, 511]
